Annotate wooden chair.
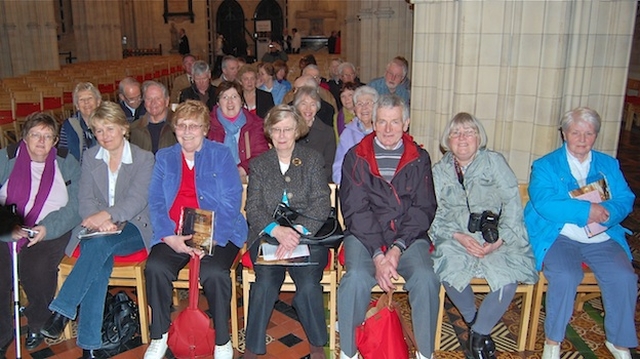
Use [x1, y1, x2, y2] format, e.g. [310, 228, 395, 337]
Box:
[57, 255, 150, 344]
[11, 90, 43, 134]
[240, 183, 339, 351]
[624, 78, 640, 131]
[0, 92, 19, 148]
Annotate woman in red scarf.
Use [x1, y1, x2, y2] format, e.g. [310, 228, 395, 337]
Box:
[0, 113, 81, 355]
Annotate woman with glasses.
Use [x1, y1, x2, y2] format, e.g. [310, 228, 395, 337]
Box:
[58, 82, 102, 162]
[41, 102, 154, 359]
[208, 81, 269, 182]
[244, 105, 330, 359]
[0, 113, 81, 355]
[429, 112, 537, 359]
[144, 100, 247, 359]
[332, 85, 378, 184]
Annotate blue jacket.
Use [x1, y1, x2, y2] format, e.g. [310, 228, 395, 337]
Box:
[368, 77, 410, 104]
[524, 144, 635, 270]
[148, 140, 248, 248]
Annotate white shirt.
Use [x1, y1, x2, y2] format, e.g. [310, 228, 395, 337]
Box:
[95, 140, 133, 207]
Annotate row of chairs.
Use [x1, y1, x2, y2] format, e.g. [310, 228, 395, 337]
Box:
[54, 183, 602, 354]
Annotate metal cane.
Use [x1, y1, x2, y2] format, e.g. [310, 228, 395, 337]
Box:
[12, 240, 22, 359]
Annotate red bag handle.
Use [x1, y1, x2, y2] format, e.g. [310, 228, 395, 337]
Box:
[188, 255, 201, 309]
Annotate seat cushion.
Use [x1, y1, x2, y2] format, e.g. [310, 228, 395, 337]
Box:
[71, 246, 148, 263]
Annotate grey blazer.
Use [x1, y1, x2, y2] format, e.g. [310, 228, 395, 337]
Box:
[66, 142, 155, 256]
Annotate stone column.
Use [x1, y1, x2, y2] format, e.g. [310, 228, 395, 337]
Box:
[0, 0, 59, 77]
[410, 0, 636, 181]
[71, 0, 122, 61]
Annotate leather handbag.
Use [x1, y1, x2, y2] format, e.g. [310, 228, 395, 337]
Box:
[101, 291, 139, 350]
[355, 292, 416, 359]
[168, 256, 215, 358]
[271, 202, 344, 248]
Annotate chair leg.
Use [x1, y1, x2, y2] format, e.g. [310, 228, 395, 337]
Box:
[517, 286, 534, 351]
[135, 263, 150, 344]
[433, 285, 446, 351]
[230, 268, 239, 349]
[242, 270, 251, 328]
[527, 276, 546, 351]
[328, 274, 337, 351]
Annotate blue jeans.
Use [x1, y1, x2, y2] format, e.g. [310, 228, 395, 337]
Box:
[49, 223, 145, 350]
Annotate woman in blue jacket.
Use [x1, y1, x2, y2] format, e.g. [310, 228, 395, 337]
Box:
[143, 100, 247, 359]
[524, 107, 636, 359]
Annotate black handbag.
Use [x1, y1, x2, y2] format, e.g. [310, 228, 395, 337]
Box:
[101, 291, 139, 350]
[271, 202, 344, 248]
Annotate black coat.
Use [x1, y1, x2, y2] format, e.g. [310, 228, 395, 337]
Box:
[179, 84, 218, 112]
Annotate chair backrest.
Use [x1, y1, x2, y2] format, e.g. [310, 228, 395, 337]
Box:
[518, 183, 529, 206]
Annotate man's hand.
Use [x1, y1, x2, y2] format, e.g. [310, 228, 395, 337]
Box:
[374, 251, 400, 293]
[271, 225, 301, 259]
[164, 234, 203, 258]
[453, 232, 485, 258]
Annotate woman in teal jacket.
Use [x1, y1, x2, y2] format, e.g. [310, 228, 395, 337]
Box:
[524, 107, 636, 359]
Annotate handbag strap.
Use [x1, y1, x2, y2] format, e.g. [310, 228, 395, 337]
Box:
[188, 256, 200, 309]
[385, 291, 418, 351]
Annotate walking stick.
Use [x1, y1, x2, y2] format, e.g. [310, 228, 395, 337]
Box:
[12, 241, 22, 359]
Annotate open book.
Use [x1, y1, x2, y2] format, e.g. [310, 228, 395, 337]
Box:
[78, 222, 127, 239]
[569, 177, 610, 237]
[179, 207, 215, 255]
[255, 240, 315, 266]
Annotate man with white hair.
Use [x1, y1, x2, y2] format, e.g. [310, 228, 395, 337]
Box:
[118, 77, 146, 122]
[212, 56, 240, 86]
[170, 54, 196, 103]
[368, 57, 411, 104]
[299, 65, 338, 112]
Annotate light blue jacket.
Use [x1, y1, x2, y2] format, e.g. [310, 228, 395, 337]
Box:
[524, 144, 635, 270]
[148, 140, 248, 248]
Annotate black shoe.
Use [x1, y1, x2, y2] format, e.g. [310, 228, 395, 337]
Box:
[25, 329, 44, 350]
[82, 349, 97, 359]
[0, 338, 11, 359]
[40, 312, 70, 339]
[467, 330, 497, 359]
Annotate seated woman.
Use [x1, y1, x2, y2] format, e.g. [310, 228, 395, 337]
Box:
[430, 112, 537, 359]
[333, 82, 363, 137]
[0, 113, 81, 354]
[294, 86, 337, 182]
[207, 81, 269, 182]
[238, 65, 275, 119]
[40, 102, 154, 359]
[258, 62, 287, 105]
[524, 107, 637, 359]
[144, 100, 247, 359]
[332, 85, 378, 184]
[58, 82, 102, 162]
[244, 105, 330, 359]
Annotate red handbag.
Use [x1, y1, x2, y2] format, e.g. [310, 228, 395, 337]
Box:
[355, 292, 416, 359]
[168, 256, 215, 358]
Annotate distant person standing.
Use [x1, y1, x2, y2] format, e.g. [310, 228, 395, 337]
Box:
[328, 31, 337, 54]
[291, 28, 302, 54]
[178, 28, 190, 55]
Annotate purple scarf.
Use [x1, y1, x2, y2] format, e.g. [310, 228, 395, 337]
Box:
[5, 141, 57, 253]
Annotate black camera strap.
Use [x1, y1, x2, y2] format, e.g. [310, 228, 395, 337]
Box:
[454, 158, 474, 214]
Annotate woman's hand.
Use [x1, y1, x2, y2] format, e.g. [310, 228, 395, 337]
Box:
[238, 166, 248, 184]
[82, 211, 112, 230]
[588, 203, 609, 224]
[453, 232, 486, 258]
[163, 234, 204, 258]
[26, 225, 47, 247]
[482, 238, 503, 255]
[271, 225, 301, 259]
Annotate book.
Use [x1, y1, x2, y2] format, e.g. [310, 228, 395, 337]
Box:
[255, 241, 315, 266]
[178, 207, 215, 255]
[568, 177, 610, 237]
[78, 222, 127, 239]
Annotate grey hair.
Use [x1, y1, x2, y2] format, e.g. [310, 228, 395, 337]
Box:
[302, 64, 320, 75]
[373, 94, 409, 124]
[118, 77, 140, 95]
[353, 86, 379, 105]
[440, 112, 488, 152]
[142, 80, 169, 99]
[560, 107, 601, 135]
[293, 86, 321, 110]
[389, 58, 408, 78]
[338, 62, 356, 76]
[191, 60, 211, 77]
[73, 82, 101, 108]
[294, 75, 318, 89]
[221, 55, 237, 70]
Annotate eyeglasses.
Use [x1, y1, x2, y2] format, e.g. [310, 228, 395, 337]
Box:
[220, 94, 241, 101]
[355, 101, 374, 108]
[269, 127, 295, 136]
[123, 95, 142, 105]
[27, 132, 56, 142]
[449, 129, 478, 139]
[175, 123, 204, 132]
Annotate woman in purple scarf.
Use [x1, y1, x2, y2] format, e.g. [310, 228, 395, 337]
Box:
[0, 113, 82, 355]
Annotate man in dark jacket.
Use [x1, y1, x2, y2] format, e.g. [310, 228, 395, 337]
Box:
[179, 61, 217, 111]
[337, 95, 439, 359]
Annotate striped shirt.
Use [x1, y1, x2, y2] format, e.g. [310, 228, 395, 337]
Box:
[374, 138, 404, 182]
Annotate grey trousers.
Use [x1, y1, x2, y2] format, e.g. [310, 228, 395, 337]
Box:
[337, 235, 440, 356]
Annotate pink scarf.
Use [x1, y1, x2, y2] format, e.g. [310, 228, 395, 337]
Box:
[5, 141, 56, 253]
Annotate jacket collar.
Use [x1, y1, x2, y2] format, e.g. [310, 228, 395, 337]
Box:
[354, 132, 419, 177]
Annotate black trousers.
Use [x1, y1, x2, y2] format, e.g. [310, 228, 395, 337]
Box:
[144, 242, 240, 345]
[0, 231, 70, 344]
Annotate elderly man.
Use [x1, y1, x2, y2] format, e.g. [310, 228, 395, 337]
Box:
[283, 75, 335, 128]
[118, 77, 146, 122]
[212, 55, 240, 86]
[129, 81, 177, 155]
[170, 54, 196, 104]
[368, 57, 411, 104]
[179, 60, 217, 111]
[338, 95, 439, 359]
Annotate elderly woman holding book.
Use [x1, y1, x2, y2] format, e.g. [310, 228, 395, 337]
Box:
[524, 107, 637, 359]
[41, 102, 154, 358]
[144, 100, 247, 359]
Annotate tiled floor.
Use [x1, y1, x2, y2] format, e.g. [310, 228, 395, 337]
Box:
[5, 101, 640, 359]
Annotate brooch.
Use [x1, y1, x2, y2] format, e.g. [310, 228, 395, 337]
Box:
[292, 157, 302, 166]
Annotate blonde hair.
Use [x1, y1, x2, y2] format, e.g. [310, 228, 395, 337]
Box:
[172, 100, 211, 133]
[89, 101, 130, 136]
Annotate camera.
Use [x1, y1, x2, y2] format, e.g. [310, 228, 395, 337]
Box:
[467, 211, 500, 243]
[22, 227, 39, 238]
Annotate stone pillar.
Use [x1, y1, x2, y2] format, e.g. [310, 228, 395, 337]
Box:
[71, 0, 122, 61]
[0, 0, 59, 77]
[410, 0, 636, 181]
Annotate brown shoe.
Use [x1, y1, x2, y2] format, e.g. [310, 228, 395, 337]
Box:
[310, 345, 326, 359]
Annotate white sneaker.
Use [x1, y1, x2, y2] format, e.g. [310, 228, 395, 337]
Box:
[416, 352, 433, 359]
[541, 342, 560, 359]
[605, 341, 631, 359]
[214, 340, 233, 359]
[340, 351, 358, 359]
[144, 333, 168, 359]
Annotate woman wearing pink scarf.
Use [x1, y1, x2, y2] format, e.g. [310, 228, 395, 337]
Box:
[0, 113, 81, 355]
